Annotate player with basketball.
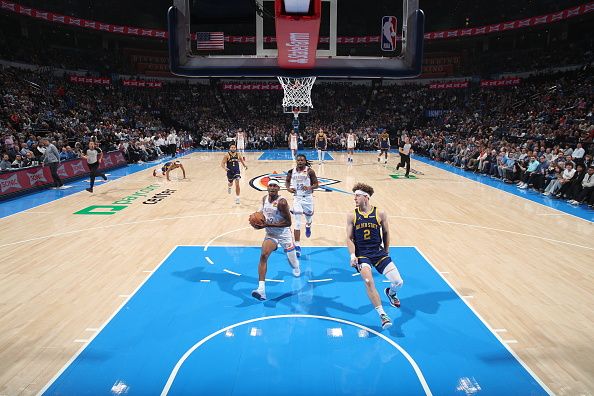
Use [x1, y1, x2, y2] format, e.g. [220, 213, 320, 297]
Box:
[236, 128, 247, 161]
[346, 129, 357, 163]
[153, 160, 186, 181]
[315, 128, 328, 164]
[286, 154, 319, 257]
[221, 144, 247, 204]
[346, 182, 404, 330]
[288, 128, 299, 161]
[377, 129, 390, 164]
[249, 180, 301, 301]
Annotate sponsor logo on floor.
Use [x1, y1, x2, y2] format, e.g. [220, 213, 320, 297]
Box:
[74, 184, 161, 215]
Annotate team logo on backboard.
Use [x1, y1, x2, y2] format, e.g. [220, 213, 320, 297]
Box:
[249, 172, 341, 192]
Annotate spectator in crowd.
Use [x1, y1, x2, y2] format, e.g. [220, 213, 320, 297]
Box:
[544, 162, 575, 196]
[40, 138, 64, 189]
[568, 165, 594, 206]
[11, 154, 24, 169]
[0, 154, 11, 170]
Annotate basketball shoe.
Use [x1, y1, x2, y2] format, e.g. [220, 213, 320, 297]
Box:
[380, 314, 392, 329]
[251, 289, 266, 301]
[385, 288, 401, 308]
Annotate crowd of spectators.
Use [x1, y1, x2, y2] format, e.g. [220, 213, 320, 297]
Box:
[1, 62, 592, 206]
[0, 66, 202, 170]
[407, 70, 594, 207]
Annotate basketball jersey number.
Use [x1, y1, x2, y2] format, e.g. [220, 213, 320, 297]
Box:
[363, 229, 371, 240]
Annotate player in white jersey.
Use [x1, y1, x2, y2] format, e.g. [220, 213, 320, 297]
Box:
[286, 154, 319, 257]
[251, 179, 301, 301]
[236, 128, 247, 161]
[346, 129, 357, 163]
[288, 128, 299, 161]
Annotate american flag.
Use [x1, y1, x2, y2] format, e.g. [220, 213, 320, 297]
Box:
[196, 32, 225, 50]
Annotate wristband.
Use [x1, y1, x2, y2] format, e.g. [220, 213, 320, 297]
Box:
[350, 253, 357, 261]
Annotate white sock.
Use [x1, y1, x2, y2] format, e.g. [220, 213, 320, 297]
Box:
[294, 241, 300, 246]
[258, 281, 265, 291]
[287, 249, 299, 269]
[375, 305, 386, 316]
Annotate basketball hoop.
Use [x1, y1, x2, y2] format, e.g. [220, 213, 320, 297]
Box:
[277, 76, 316, 109]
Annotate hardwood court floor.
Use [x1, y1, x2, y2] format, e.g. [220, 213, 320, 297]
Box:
[0, 151, 592, 395]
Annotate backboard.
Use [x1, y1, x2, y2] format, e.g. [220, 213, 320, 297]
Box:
[168, 0, 424, 79]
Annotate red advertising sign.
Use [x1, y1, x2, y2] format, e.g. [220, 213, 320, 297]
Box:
[428, 81, 469, 89]
[221, 83, 282, 90]
[122, 79, 163, 88]
[480, 78, 521, 87]
[274, 0, 322, 69]
[69, 76, 111, 85]
[0, 151, 127, 200]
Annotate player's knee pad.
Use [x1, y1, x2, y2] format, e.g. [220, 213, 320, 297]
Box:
[293, 214, 302, 230]
[383, 262, 403, 285]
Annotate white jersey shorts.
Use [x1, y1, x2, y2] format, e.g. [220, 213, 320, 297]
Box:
[264, 227, 294, 250]
[292, 195, 314, 216]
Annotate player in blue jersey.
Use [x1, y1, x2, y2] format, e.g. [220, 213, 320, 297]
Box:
[221, 144, 247, 204]
[346, 182, 404, 330]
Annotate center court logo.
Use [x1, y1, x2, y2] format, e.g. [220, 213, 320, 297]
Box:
[249, 172, 341, 192]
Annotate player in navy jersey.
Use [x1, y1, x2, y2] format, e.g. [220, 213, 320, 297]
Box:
[221, 144, 247, 204]
[153, 160, 186, 181]
[314, 128, 328, 164]
[377, 130, 390, 164]
[346, 182, 404, 330]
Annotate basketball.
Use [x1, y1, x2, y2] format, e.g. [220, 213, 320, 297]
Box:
[249, 212, 266, 229]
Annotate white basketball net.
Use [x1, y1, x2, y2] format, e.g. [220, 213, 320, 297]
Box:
[277, 76, 316, 108]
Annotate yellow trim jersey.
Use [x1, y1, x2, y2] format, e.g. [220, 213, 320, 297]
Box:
[353, 206, 392, 272]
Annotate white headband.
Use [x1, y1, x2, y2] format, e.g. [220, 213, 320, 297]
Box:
[353, 190, 370, 197]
